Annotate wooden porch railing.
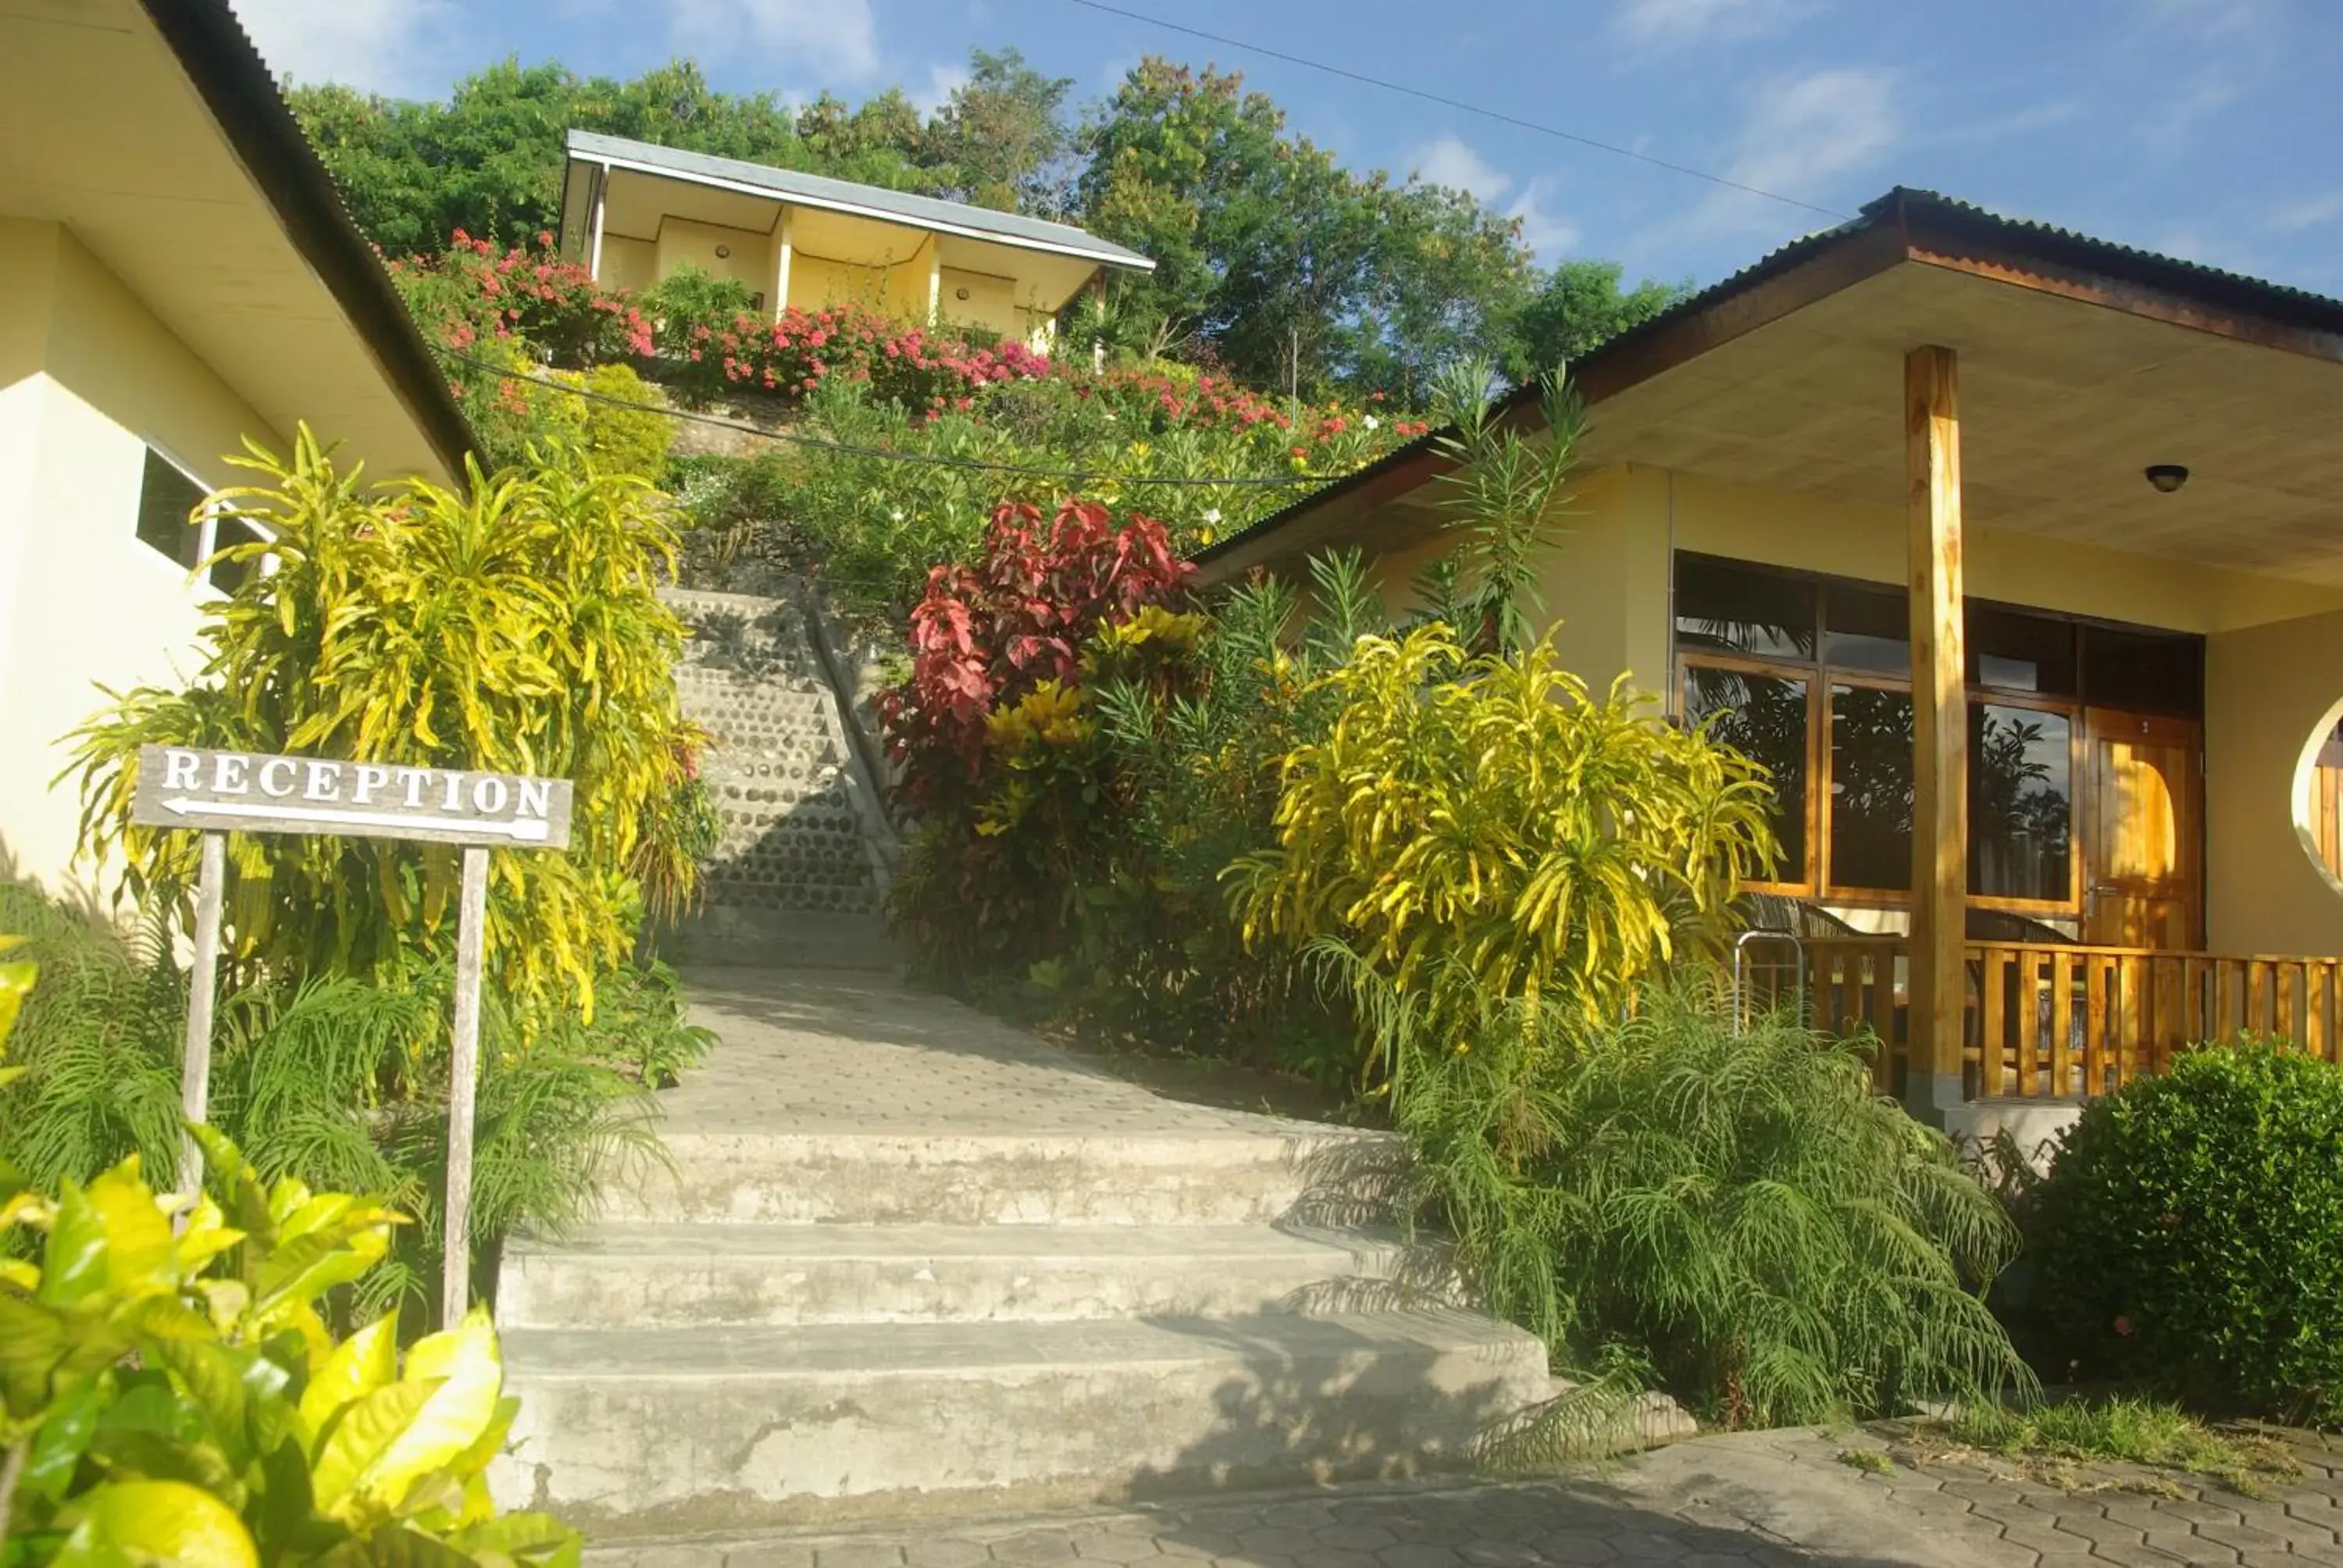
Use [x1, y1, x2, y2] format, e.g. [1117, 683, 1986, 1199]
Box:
[1752, 936, 2343, 1100]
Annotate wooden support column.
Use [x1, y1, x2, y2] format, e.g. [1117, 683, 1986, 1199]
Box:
[926, 240, 944, 325]
[1906, 344, 1969, 1122]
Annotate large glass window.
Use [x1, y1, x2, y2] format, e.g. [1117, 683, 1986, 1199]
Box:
[1970, 606, 2077, 697]
[1970, 703, 2073, 902]
[1828, 684, 1914, 891]
[1674, 556, 1817, 660]
[1823, 585, 1908, 675]
[1671, 553, 2194, 913]
[1684, 666, 1809, 884]
[2084, 627, 2202, 718]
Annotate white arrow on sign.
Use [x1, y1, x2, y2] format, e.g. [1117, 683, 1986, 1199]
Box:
[156, 796, 554, 843]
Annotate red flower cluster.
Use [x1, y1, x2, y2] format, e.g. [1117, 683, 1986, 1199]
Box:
[670, 305, 1054, 411]
[390, 230, 652, 365]
[1079, 370, 1294, 433]
[878, 498, 1193, 819]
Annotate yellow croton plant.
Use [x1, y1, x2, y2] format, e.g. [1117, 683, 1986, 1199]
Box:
[0, 956, 578, 1567]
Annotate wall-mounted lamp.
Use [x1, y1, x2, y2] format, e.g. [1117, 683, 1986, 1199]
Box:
[2145, 464, 2190, 494]
[954, 286, 972, 301]
[714, 244, 732, 259]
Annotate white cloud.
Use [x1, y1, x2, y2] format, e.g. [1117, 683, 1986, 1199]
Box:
[664, 0, 880, 81]
[1950, 100, 2082, 143]
[2272, 192, 2343, 233]
[230, 0, 453, 95]
[1689, 66, 1898, 233]
[1612, 0, 1804, 51]
[1506, 178, 1581, 258]
[2132, 0, 2284, 145]
[1408, 137, 1578, 260]
[1408, 134, 1513, 202]
[914, 62, 972, 118]
[2146, 0, 2281, 39]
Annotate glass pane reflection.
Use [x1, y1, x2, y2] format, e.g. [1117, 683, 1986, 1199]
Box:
[1970, 704, 2073, 902]
[1830, 684, 1913, 891]
[1674, 558, 1817, 661]
[1684, 665, 1809, 884]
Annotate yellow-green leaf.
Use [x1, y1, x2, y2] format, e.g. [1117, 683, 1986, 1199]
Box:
[51, 1479, 259, 1568]
[304, 1316, 399, 1436]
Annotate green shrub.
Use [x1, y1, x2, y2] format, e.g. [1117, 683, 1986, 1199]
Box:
[0, 879, 686, 1317]
[0, 1126, 580, 1566]
[1229, 622, 1778, 1074]
[541, 362, 675, 481]
[69, 429, 706, 1020]
[2031, 1042, 2343, 1424]
[1343, 960, 2031, 1431]
[676, 368, 1423, 626]
[640, 264, 758, 405]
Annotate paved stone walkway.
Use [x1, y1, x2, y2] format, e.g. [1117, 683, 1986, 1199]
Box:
[668, 968, 1340, 1138]
[586, 1423, 2343, 1568]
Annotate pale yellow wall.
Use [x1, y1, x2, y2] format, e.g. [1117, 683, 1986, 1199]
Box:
[597, 234, 657, 294]
[786, 254, 889, 314]
[1664, 469, 2343, 640]
[1537, 465, 1672, 700]
[938, 267, 1022, 339]
[651, 218, 771, 301]
[1346, 463, 2343, 702]
[885, 237, 937, 321]
[1333, 458, 2343, 955]
[2206, 610, 2343, 956]
[0, 219, 60, 798]
[0, 220, 281, 893]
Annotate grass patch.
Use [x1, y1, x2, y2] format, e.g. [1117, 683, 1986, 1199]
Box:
[1932, 1397, 2300, 1496]
[1836, 1446, 1897, 1476]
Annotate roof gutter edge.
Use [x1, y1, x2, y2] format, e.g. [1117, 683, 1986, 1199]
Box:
[143, 0, 482, 486]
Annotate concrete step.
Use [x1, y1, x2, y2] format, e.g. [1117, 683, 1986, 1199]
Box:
[590, 1128, 1407, 1228]
[492, 1310, 1553, 1537]
[498, 1221, 1453, 1331]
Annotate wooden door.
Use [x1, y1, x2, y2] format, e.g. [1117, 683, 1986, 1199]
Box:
[2083, 707, 2202, 950]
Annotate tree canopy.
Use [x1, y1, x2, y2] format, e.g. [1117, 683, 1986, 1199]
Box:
[290, 49, 1685, 401]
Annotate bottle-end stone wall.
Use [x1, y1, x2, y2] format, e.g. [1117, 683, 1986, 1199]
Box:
[659, 586, 900, 970]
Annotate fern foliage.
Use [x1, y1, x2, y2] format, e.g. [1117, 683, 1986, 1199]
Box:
[1331, 947, 2033, 1428]
[0, 879, 686, 1315]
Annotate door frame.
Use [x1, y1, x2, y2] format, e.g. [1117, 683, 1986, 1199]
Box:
[2081, 706, 2205, 950]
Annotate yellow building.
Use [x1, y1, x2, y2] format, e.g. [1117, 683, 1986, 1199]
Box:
[0, 0, 473, 894]
[1199, 188, 2343, 1133]
[557, 130, 1155, 351]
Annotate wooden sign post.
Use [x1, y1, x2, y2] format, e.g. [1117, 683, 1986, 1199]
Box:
[133, 744, 573, 1324]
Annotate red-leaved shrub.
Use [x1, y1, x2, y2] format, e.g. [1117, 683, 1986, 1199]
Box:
[877, 498, 1193, 823]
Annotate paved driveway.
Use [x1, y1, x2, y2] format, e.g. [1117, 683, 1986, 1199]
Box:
[587, 1423, 2343, 1568]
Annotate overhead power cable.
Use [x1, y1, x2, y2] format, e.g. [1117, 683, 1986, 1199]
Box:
[437, 347, 1370, 488]
[1065, 0, 1851, 223]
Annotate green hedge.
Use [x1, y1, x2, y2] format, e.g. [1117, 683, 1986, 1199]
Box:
[2031, 1042, 2343, 1424]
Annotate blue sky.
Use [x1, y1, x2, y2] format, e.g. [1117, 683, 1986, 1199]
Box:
[231, 0, 2343, 297]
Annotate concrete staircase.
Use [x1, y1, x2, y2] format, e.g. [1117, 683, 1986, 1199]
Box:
[658, 586, 898, 971]
[492, 971, 1560, 1539]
